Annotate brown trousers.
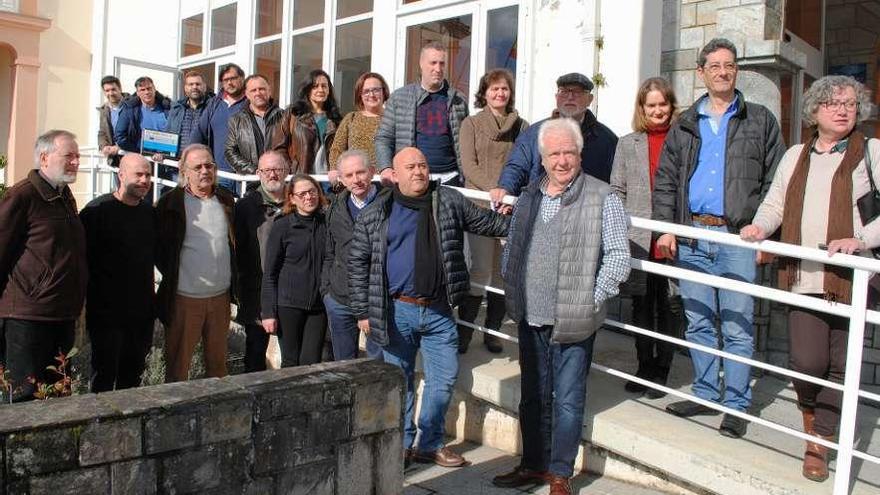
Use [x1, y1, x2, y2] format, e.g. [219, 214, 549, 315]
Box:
[789, 305, 847, 437]
[164, 292, 230, 382]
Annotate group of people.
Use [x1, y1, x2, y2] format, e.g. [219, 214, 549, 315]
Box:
[1, 36, 877, 492]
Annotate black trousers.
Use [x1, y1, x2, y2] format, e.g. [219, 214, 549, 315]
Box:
[0, 318, 75, 402]
[244, 323, 270, 372]
[277, 307, 327, 368]
[88, 318, 154, 392]
[631, 272, 683, 375]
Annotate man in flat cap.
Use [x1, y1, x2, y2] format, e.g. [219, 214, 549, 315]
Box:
[490, 72, 618, 206]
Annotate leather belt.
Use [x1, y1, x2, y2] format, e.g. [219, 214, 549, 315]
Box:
[393, 294, 433, 307]
[692, 213, 726, 226]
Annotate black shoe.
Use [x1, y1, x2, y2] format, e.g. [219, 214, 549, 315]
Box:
[484, 334, 503, 354]
[719, 413, 748, 438]
[624, 365, 653, 394]
[645, 368, 669, 399]
[666, 400, 721, 417]
[458, 338, 471, 354]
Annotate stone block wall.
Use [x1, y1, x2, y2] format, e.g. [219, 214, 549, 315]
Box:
[0, 359, 404, 495]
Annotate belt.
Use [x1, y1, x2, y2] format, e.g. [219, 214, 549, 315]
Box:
[692, 213, 726, 226]
[393, 294, 433, 307]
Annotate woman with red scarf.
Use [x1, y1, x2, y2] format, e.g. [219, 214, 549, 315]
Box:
[610, 77, 683, 398]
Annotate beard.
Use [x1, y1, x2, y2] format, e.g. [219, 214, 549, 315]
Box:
[263, 179, 284, 194]
[125, 182, 148, 200]
[59, 173, 78, 184]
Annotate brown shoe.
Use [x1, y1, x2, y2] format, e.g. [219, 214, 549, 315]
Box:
[800, 408, 829, 482]
[412, 446, 467, 467]
[491, 466, 548, 487]
[548, 475, 572, 495]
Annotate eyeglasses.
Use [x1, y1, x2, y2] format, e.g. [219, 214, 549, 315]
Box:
[293, 189, 319, 199]
[821, 100, 859, 112]
[258, 167, 285, 176]
[188, 162, 215, 171]
[703, 63, 737, 74]
[221, 75, 242, 83]
[557, 88, 587, 98]
[361, 88, 384, 96]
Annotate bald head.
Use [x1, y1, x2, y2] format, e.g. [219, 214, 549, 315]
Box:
[392, 147, 430, 197]
[117, 153, 152, 204]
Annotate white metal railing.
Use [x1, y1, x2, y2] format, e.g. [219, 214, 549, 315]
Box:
[78, 149, 879, 494]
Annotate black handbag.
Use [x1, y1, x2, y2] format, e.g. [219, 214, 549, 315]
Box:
[856, 137, 880, 258]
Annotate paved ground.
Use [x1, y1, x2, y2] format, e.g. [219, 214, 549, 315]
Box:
[404, 441, 670, 495]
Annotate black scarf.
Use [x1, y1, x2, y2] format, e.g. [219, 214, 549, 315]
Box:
[392, 184, 444, 299]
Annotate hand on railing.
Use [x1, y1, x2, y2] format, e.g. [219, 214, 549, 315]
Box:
[101, 145, 120, 157]
[655, 233, 677, 260]
[740, 224, 774, 264]
[489, 187, 508, 210]
[261, 318, 277, 334]
[357, 319, 370, 335]
[827, 238, 866, 256]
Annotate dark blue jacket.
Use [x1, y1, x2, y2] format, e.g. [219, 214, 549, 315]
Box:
[165, 91, 214, 148]
[497, 110, 618, 194]
[113, 93, 172, 152]
[190, 92, 248, 173]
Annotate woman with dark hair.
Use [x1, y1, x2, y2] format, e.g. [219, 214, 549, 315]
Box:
[261, 174, 329, 367]
[456, 68, 528, 354]
[742, 75, 879, 482]
[328, 72, 390, 182]
[610, 76, 683, 398]
[271, 69, 342, 174]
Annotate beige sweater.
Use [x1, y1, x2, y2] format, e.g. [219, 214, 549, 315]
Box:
[751, 139, 880, 294]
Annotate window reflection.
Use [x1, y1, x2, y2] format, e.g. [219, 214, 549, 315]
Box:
[292, 31, 324, 95]
[335, 20, 373, 114]
[181, 14, 203, 57]
[486, 6, 518, 73]
[211, 3, 237, 50]
[255, 40, 282, 102]
[256, 0, 283, 38]
[406, 15, 472, 98]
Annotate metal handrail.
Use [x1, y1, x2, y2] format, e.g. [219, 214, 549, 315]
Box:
[77, 149, 878, 493]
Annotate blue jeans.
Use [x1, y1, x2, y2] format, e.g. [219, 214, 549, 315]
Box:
[382, 299, 459, 452]
[676, 223, 756, 411]
[518, 322, 595, 478]
[323, 294, 382, 361]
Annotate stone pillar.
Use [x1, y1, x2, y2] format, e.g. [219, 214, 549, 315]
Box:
[6, 55, 41, 183]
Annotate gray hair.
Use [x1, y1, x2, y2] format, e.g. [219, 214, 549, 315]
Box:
[177, 143, 217, 187]
[33, 129, 77, 168]
[538, 118, 584, 156]
[336, 149, 371, 171]
[802, 75, 873, 126]
[697, 38, 738, 67]
[258, 149, 291, 170]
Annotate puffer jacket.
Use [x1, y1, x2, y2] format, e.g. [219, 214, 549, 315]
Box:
[270, 109, 337, 174]
[0, 171, 87, 321]
[502, 172, 628, 343]
[113, 93, 173, 152]
[348, 185, 510, 346]
[374, 81, 469, 171]
[225, 104, 284, 174]
[320, 186, 383, 307]
[155, 186, 238, 326]
[652, 90, 785, 234]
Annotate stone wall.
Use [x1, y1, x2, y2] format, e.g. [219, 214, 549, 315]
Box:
[0, 359, 404, 495]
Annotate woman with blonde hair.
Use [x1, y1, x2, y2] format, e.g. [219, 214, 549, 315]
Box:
[610, 76, 683, 398]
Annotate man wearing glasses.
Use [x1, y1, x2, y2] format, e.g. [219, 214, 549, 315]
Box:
[191, 63, 248, 195]
[156, 144, 238, 382]
[233, 151, 289, 372]
[490, 72, 617, 206]
[652, 38, 785, 438]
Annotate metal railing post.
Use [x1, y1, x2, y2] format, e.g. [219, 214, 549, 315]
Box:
[153, 160, 159, 203]
[89, 154, 96, 201]
[832, 268, 871, 495]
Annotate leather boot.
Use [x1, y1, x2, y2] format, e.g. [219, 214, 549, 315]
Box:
[801, 408, 830, 482]
[457, 295, 483, 354]
[482, 292, 506, 353]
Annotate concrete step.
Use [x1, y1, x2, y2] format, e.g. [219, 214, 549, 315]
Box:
[434, 327, 880, 495]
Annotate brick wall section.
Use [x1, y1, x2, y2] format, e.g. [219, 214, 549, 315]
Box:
[0, 359, 405, 495]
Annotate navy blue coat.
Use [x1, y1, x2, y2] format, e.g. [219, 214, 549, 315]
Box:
[113, 93, 172, 152]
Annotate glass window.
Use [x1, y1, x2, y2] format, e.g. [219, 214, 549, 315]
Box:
[182, 62, 216, 95]
[291, 30, 324, 97]
[294, 0, 324, 29]
[181, 14, 204, 57]
[255, 40, 283, 103]
[406, 15, 472, 98]
[485, 6, 518, 73]
[784, 0, 821, 50]
[256, 0, 283, 38]
[337, 0, 372, 19]
[211, 3, 237, 50]
[335, 20, 372, 114]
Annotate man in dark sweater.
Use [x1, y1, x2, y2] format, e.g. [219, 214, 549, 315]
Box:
[233, 150, 288, 372]
[349, 147, 510, 468]
[80, 153, 156, 392]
